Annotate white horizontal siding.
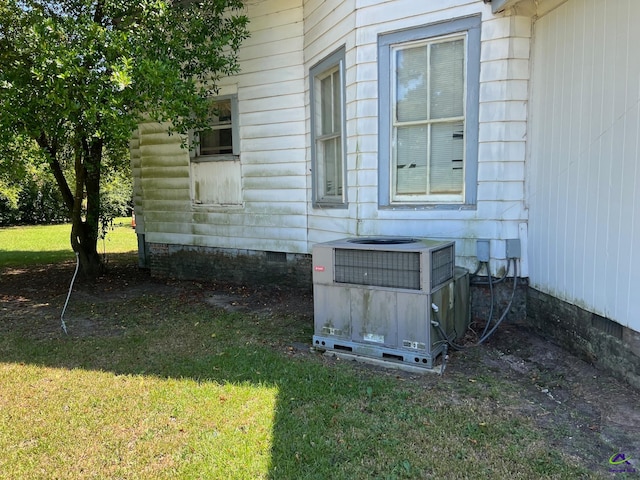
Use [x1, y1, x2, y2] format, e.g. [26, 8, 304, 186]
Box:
[129, 130, 144, 232]
[527, 0, 640, 330]
[134, 0, 308, 253]
[241, 80, 304, 101]
[136, 122, 192, 226]
[303, 0, 358, 242]
[314, 0, 529, 276]
[240, 149, 306, 165]
[240, 107, 306, 127]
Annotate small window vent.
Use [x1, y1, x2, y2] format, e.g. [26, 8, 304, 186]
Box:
[334, 249, 421, 290]
[266, 251, 287, 263]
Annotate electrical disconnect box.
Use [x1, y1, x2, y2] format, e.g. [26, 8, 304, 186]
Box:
[506, 239, 521, 259]
[476, 239, 490, 262]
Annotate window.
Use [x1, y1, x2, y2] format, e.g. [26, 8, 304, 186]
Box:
[310, 47, 346, 207]
[193, 96, 239, 159]
[378, 16, 480, 207]
[190, 95, 242, 206]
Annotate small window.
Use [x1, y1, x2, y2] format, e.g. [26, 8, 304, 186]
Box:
[190, 95, 242, 206]
[378, 16, 480, 207]
[310, 47, 346, 207]
[193, 96, 239, 159]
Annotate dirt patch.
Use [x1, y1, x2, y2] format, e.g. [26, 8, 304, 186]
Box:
[1, 260, 638, 476]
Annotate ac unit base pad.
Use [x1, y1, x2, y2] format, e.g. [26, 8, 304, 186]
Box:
[312, 336, 444, 369]
[317, 348, 444, 375]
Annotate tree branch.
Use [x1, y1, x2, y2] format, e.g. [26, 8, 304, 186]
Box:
[35, 132, 74, 212]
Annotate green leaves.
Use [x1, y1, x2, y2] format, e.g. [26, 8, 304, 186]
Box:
[1, 0, 249, 150]
[0, 0, 249, 271]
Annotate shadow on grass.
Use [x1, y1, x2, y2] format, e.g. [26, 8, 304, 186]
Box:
[0, 249, 76, 268]
[1, 259, 418, 478]
[0, 258, 605, 479]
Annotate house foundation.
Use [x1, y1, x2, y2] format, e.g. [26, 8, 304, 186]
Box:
[527, 288, 640, 390]
[147, 242, 312, 291]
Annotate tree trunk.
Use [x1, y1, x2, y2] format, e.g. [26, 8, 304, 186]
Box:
[71, 219, 103, 278]
[38, 131, 105, 279]
[69, 137, 104, 278]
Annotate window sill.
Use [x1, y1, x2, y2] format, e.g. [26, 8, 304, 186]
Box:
[380, 203, 477, 211]
[313, 202, 348, 210]
[192, 202, 244, 211]
[191, 154, 239, 163]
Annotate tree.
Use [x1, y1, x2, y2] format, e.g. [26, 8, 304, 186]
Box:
[0, 0, 249, 277]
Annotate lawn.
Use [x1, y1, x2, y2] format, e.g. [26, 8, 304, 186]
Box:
[0, 217, 137, 267]
[0, 223, 632, 479]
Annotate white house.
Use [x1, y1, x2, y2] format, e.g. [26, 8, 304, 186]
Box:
[131, 0, 640, 387]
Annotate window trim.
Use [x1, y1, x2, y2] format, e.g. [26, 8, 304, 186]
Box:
[189, 94, 242, 207]
[310, 46, 347, 208]
[378, 15, 481, 208]
[191, 94, 240, 163]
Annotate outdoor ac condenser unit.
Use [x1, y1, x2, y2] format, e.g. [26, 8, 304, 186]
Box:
[312, 237, 469, 369]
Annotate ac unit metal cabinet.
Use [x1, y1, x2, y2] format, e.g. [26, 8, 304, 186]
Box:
[312, 237, 468, 369]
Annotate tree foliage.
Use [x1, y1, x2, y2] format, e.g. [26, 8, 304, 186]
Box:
[0, 0, 249, 276]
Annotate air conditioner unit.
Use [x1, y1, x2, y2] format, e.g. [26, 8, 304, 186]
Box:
[312, 237, 469, 369]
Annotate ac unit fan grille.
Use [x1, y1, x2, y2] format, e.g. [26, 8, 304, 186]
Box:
[334, 249, 421, 290]
[431, 245, 455, 289]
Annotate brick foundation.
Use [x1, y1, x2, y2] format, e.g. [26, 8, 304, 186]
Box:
[527, 288, 640, 390]
[147, 242, 312, 291]
[469, 277, 528, 325]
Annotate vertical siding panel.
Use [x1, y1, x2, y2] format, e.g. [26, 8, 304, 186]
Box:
[529, 0, 640, 329]
[615, 0, 637, 322]
[554, 6, 569, 296]
[593, 0, 615, 315]
[572, 2, 590, 305]
[534, 12, 553, 289]
[585, 0, 603, 310]
[626, 102, 640, 324]
[570, 3, 585, 302]
[606, 0, 627, 319]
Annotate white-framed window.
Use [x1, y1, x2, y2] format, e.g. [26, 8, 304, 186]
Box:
[310, 47, 346, 207]
[190, 94, 242, 206]
[378, 16, 480, 207]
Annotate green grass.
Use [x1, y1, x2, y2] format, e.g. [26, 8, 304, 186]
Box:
[0, 298, 601, 479]
[0, 217, 137, 267]
[0, 223, 606, 479]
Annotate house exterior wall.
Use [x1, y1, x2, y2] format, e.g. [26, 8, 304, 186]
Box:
[527, 0, 640, 333]
[524, 0, 640, 387]
[303, 0, 357, 240]
[134, 0, 308, 254]
[301, 0, 532, 275]
[327, 0, 531, 276]
[133, 0, 534, 278]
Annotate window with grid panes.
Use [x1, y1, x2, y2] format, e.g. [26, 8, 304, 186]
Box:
[378, 16, 480, 207]
[311, 47, 346, 206]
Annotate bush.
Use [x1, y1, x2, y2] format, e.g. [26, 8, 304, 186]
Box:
[0, 172, 68, 225]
